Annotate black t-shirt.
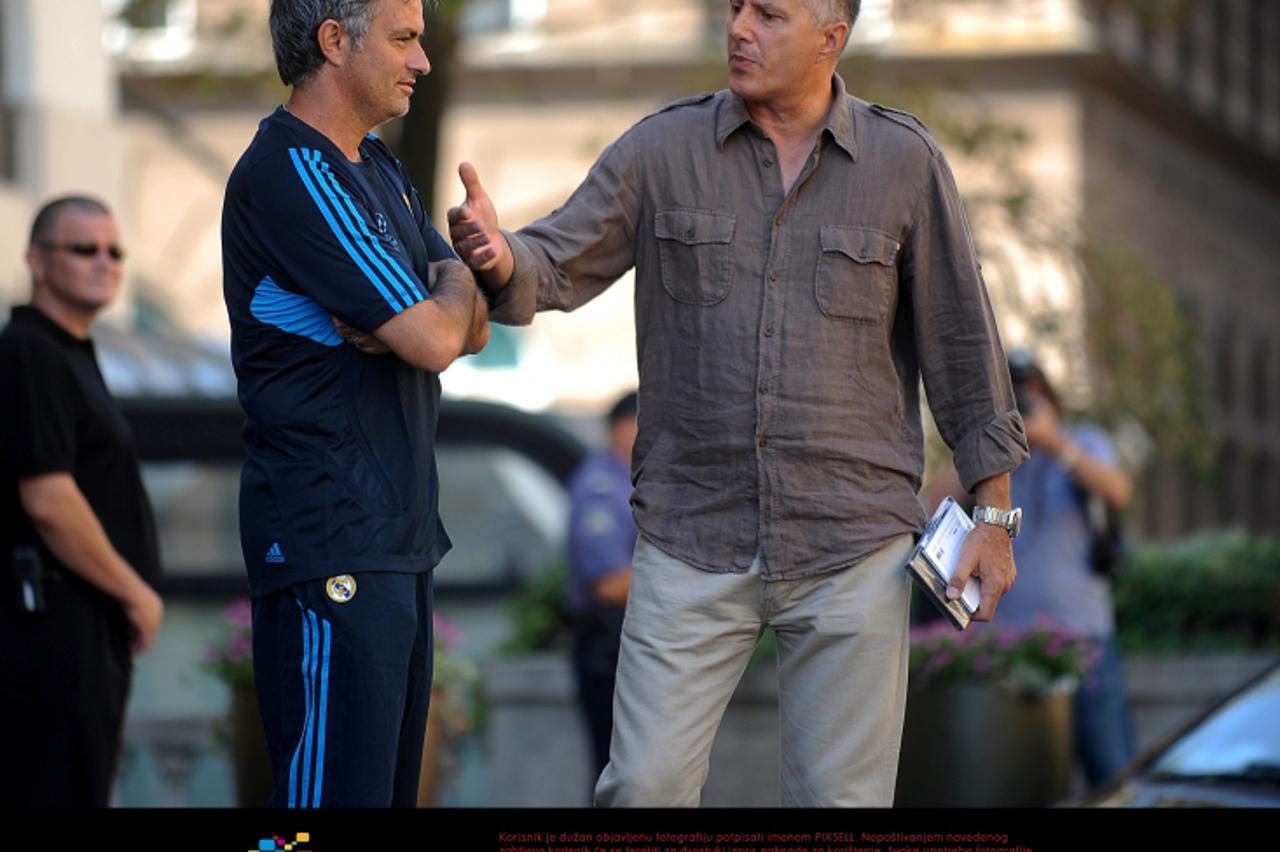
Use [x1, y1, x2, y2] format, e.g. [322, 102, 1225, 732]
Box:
[222, 108, 453, 597]
[0, 306, 161, 592]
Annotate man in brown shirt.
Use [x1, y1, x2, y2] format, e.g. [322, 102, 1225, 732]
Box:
[452, 0, 1028, 806]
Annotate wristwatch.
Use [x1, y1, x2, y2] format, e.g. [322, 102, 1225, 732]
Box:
[972, 505, 1023, 539]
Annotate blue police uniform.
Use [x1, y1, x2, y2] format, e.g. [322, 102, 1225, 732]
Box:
[222, 106, 452, 806]
[566, 451, 637, 776]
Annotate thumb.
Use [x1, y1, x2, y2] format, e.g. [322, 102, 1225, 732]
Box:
[458, 161, 487, 204]
[947, 534, 981, 600]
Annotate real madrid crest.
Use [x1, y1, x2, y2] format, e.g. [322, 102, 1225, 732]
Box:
[326, 574, 357, 603]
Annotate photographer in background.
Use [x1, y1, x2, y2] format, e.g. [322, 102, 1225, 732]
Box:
[928, 348, 1137, 786]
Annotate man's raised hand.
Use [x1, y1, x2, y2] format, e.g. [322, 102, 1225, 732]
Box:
[447, 162, 513, 287]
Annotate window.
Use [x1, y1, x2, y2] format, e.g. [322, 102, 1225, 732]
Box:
[1216, 443, 1241, 527]
[0, 0, 13, 183]
[1216, 322, 1236, 414]
[1250, 339, 1270, 423]
[1250, 454, 1277, 534]
[103, 0, 198, 64]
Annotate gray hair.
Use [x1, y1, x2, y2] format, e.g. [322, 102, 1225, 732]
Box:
[29, 195, 112, 248]
[806, 0, 860, 31]
[269, 0, 383, 87]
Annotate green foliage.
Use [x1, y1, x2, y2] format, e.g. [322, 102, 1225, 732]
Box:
[1076, 230, 1208, 470]
[1114, 532, 1280, 652]
[430, 612, 482, 757]
[500, 563, 572, 655]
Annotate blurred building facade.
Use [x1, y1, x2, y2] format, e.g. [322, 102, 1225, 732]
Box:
[0, 0, 127, 314]
[6, 0, 1278, 533]
[1083, 0, 1280, 537]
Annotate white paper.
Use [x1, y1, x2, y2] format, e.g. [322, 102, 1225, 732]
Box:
[920, 498, 982, 614]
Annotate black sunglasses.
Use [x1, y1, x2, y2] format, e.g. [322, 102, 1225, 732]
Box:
[40, 241, 126, 261]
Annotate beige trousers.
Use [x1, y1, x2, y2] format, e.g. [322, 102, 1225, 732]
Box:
[594, 533, 914, 807]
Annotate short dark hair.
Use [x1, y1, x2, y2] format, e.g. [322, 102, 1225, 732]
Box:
[269, 0, 384, 86]
[1008, 349, 1063, 417]
[28, 195, 112, 248]
[607, 391, 639, 427]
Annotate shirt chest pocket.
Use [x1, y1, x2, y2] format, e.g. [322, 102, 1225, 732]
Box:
[654, 208, 736, 306]
[814, 226, 899, 324]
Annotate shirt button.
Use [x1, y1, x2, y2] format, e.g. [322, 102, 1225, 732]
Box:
[757, 436, 767, 448]
[759, 384, 769, 395]
[769, 271, 779, 282]
[763, 326, 774, 337]
[763, 158, 774, 167]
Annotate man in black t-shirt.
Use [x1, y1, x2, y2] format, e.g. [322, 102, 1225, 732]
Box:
[222, 0, 493, 807]
[0, 195, 165, 807]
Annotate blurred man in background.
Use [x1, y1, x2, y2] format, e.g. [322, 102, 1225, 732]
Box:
[567, 390, 639, 781]
[1006, 351, 1138, 785]
[924, 349, 1138, 786]
[0, 195, 165, 806]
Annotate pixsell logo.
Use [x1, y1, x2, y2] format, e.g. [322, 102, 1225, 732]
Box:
[249, 833, 312, 852]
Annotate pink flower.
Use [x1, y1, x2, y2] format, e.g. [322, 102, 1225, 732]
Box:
[227, 632, 253, 662]
[928, 651, 954, 671]
[225, 598, 252, 629]
[433, 613, 464, 650]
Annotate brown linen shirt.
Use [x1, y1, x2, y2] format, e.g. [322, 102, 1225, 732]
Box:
[490, 74, 1028, 580]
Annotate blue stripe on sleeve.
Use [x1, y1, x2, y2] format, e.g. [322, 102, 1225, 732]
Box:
[311, 155, 426, 303]
[302, 150, 420, 307]
[250, 277, 343, 346]
[287, 147, 405, 313]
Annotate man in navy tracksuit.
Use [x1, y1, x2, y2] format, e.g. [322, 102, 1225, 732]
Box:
[221, 0, 496, 806]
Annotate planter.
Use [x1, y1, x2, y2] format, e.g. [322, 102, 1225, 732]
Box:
[895, 683, 1074, 807]
[227, 682, 448, 807]
[228, 682, 274, 807]
[417, 688, 446, 807]
[485, 653, 781, 806]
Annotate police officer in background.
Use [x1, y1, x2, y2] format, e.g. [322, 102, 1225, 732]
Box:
[567, 391, 639, 780]
[0, 195, 164, 807]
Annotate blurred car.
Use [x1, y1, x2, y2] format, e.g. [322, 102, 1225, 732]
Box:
[1075, 662, 1280, 807]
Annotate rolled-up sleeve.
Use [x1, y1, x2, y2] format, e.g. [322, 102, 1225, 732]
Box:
[493, 131, 642, 325]
[903, 149, 1029, 493]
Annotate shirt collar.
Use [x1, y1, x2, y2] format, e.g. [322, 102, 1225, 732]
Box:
[270, 105, 374, 163]
[715, 73, 859, 161]
[9, 305, 93, 349]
